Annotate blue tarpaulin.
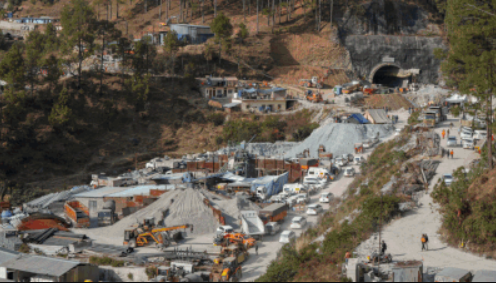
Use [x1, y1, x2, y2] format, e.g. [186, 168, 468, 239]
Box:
[348, 113, 369, 124]
[250, 173, 289, 197]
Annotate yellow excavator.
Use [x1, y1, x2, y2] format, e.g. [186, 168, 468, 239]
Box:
[123, 217, 193, 249]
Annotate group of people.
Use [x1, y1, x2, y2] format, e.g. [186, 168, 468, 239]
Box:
[443, 148, 455, 159]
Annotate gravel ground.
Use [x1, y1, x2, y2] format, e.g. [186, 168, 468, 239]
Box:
[283, 123, 394, 158]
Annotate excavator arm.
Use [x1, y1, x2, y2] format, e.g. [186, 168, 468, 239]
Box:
[150, 224, 193, 234]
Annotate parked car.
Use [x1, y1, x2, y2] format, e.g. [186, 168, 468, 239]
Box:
[463, 138, 475, 150]
[447, 136, 458, 147]
[344, 167, 355, 178]
[354, 156, 365, 165]
[290, 216, 308, 229]
[303, 176, 327, 186]
[295, 193, 309, 204]
[460, 131, 473, 140]
[265, 222, 281, 236]
[279, 230, 296, 243]
[342, 154, 354, 162]
[306, 204, 324, 216]
[442, 174, 454, 186]
[335, 157, 348, 167]
[216, 225, 234, 235]
[319, 192, 333, 203]
[474, 130, 488, 140]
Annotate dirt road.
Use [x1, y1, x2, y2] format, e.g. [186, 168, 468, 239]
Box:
[357, 116, 496, 274]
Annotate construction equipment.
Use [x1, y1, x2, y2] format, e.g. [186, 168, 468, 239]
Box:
[213, 233, 257, 249]
[124, 218, 193, 249]
[97, 200, 117, 227]
[299, 76, 323, 89]
[64, 201, 90, 228]
[220, 244, 249, 264]
[306, 91, 324, 103]
[210, 257, 243, 282]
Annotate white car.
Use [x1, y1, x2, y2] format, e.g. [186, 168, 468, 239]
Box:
[474, 130, 488, 140]
[290, 217, 308, 229]
[279, 230, 296, 243]
[303, 176, 327, 186]
[447, 136, 458, 147]
[295, 193, 309, 204]
[335, 157, 348, 167]
[442, 174, 454, 186]
[463, 138, 474, 150]
[265, 222, 281, 236]
[320, 192, 333, 203]
[344, 167, 355, 178]
[216, 225, 234, 235]
[354, 156, 365, 165]
[460, 131, 473, 140]
[306, 204, 324, 216]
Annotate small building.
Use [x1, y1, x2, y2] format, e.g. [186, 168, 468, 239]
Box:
[364, 109, 389, 124]
[13, 17, 59, 24]
[199, 77, 239, 100]
[346, 113, 369, 124]
[233, 87, 289, 113]
[0, 254, 99, 282]
[160, 24, 214, 45]
[434, 267, 472, 282]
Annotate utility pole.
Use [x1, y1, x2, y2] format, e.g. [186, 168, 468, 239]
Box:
[159, 0, 162, 19]
[378, 193, 383, 264]
[256, 0, 259, 34]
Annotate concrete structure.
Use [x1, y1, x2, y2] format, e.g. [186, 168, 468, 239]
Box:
[199, 77, 239, 99]
[160, 24, 214, 45]
[0, 254, 98, 282]
[364, 109, 389, 124]
[391, 261, 423, 282]
[0, 21, 36, 38]
[434, 267, 472, 282]
[472, 270, 496, 282]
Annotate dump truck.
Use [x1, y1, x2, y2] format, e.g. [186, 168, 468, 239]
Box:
[259, 203, 288, 225]
[299, 76, 323, 88]
[64, 201, 90, 228]
[423, 111, 437, 128]
[240, 211, 265, 239]
[97, 200, 117, 227]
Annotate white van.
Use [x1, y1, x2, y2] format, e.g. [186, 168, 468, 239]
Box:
[283, 183, 308, 195]
[290, 217, 307, 229]
[265, 222, 281, 235]
[307, 167, 332, 180]
[474, 130, 488, 140]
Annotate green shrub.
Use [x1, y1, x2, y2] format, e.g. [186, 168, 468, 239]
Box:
[207, 112, 225, 126]
[408, 111, 420, 125]
[145, 266, 158, 280]
[128, 273, 134, 280]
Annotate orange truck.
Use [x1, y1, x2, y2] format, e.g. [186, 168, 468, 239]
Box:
[306, 92, 324, 103]
[64, 201, 90, 228]
[259, 203, 289, 225]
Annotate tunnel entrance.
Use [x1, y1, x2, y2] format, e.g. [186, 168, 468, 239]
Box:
[372, 65, 409, 87]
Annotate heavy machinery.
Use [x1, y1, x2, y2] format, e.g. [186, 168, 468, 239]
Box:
[97, 200, 117, 227]
[213, 233, 257, 249]
[123, 218, 193, 249]
[210, 257, 243, 282]
[220, 244, 249, 264]
[299, 76, 323, 89]
[306, 91, 324, 103]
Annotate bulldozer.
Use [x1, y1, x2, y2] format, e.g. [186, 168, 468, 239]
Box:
[123, 217, 193, 249]
[213, 233, 257, 249]
[210, 257, 243, 282]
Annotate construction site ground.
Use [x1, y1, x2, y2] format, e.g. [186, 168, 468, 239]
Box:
[356, 116, 496, 277]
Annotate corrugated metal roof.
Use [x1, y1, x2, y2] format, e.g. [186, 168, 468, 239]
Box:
[170, 23, 211, 28]
[107, 185, 172, 198]
[0, 247, 20, 265]
[223, 102, 242, 108]
[1, 255, 82, 277]
[435, 267, 471, 280]
[73, 186, 129, 198]
[473, 270, 496, 282]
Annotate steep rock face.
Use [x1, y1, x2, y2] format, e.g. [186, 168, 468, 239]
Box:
[337, 0, 439, 36]
[344, 35, 446, 84]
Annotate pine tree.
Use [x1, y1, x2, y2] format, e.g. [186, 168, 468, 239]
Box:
[0, 43, 25, 90]
[49, 88, 74, 131]
[438, 0, 496, 169]
[125, 74, 150, 112]
[210, 12, 233, 65]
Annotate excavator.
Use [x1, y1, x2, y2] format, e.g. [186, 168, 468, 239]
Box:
[123, 217, 193, 249]
[210, 257, 243, 282]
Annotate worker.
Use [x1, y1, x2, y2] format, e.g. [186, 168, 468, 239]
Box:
[345, 251, 352, 263]
[381, 241, 387, 255]
[421, 234, 428, 251]
[451, 150, 454, 159]
[447, 129, 450, 137]
[442, 130, 446, 139]
[255, 244, 259, 256]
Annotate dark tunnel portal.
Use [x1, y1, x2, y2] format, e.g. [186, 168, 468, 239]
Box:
[372, 65, 407, 87]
